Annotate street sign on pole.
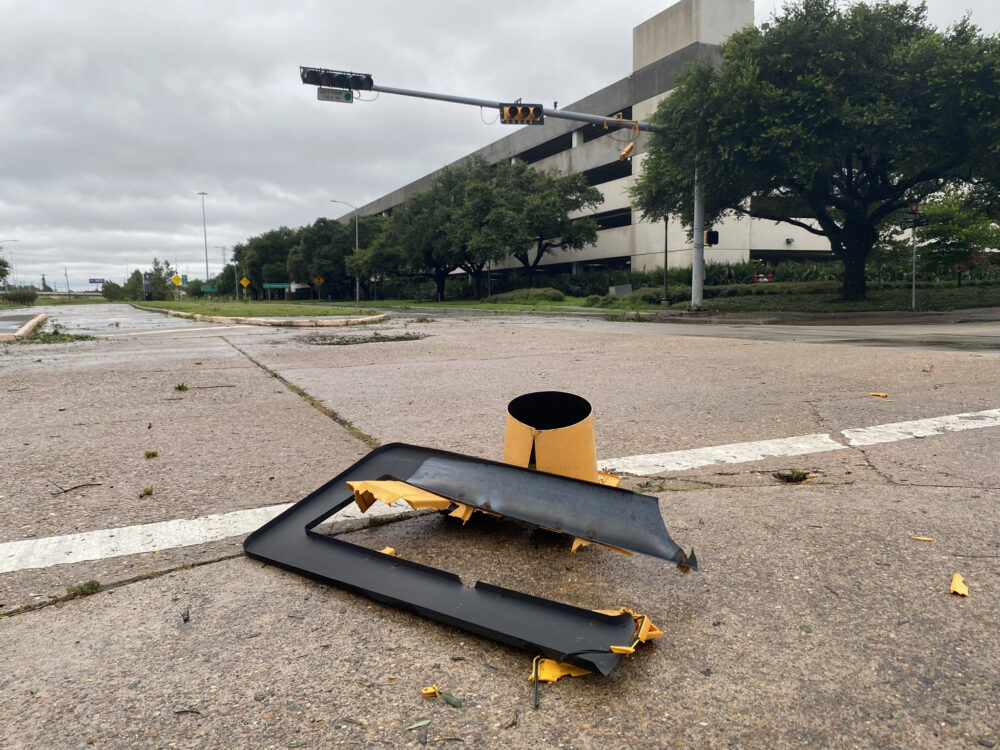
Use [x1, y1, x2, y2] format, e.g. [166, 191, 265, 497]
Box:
[88, 278, 105, 284]
[262, 283, 291, 289]
[240, 276, 251, 288]
[201, 284, 218, 292]
[317, 87, 354, 103]
[171, 274, 182, 286]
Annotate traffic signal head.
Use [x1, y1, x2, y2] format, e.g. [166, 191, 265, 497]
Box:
[500, 103, 544, 125]
[300, 67, 374, 91]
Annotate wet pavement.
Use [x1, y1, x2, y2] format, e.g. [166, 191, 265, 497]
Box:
[1, 302, 998, 748]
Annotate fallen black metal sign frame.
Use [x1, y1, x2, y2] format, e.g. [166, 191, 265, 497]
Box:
[244, 443, 696, 675]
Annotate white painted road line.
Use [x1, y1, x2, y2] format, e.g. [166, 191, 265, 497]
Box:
[108, 325, 248, 336]
[598, 433, 846, 476]
[3, 407, 999, 574]
[842, 408, 1000, 446]
[0, 499, 407, 575]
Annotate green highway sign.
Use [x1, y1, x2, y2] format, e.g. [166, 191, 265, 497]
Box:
[262, 282, 291, 289]
[201, 285, 218, 292]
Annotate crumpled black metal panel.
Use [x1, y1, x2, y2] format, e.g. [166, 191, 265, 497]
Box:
[244, 443, 694, 675]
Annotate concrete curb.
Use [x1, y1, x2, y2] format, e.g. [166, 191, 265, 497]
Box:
[0, 312, 47, 342]
[128, 303, 387, 327]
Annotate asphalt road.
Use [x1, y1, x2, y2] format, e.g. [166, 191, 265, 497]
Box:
[1, 303, 997, 748]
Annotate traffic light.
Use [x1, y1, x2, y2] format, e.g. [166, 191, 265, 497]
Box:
[500, 103, 544, 125]
[299, 67, 374, 91]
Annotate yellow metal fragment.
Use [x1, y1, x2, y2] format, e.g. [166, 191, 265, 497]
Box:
[421, 685, 440, 698]
[380, 546, 399, 557]
[571, 537, 633, 557]
[347, 480, 453, 512]
[911, 536, 935, 542]
[447, 502, 474, 523]
[950, 573, 969, 597]
[869, 392, 889, 398]
[610, 645, 635, 655]
[529, 659, 592, 683]
[596, 471, 621, 487]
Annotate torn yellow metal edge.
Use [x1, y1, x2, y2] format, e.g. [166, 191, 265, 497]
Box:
[571, 537, 633, 557]
[596, 471, 621, 487]
[448, 502, 475, 523]
[380, 546, 399, 557]
[529, 659, 592, 683]
[347, 480, 453, 512]
[950, 573, 969, 597]
[421, 685, 440, 698]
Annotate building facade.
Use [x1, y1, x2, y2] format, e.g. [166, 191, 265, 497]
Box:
[352, 0, 831, 275]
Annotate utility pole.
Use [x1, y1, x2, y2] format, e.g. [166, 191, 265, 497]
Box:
[330, 199, 360, 302]
[691, 170, 705, 310]
[198, 192, 210, 282]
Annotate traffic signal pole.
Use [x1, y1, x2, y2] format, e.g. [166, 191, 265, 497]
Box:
[370, 83, 667, 134]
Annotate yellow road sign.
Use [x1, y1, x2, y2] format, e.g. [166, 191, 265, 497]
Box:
[171, 274, 182, 286]
[313, 276, 324, 285]
[240, 276, 251, 288]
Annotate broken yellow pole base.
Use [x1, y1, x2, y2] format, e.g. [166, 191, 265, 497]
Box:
[528, 608, 665, 682]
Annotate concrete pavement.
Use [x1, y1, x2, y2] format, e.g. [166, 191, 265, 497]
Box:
[1, 303, 997, 748]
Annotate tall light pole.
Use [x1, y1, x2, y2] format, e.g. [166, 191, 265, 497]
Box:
[0, 239, 18, 291]
[198, 192, 210, 282]
[330, 199, 359, 302]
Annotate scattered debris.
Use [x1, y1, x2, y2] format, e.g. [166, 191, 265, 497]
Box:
[774, 469, 809, 483]
[407, 719, 431, 731]
[869, 392, 889, 398]
[144, 449, 158, 458]
[950, 573, 969, 597]
[504, 710, 519, 729]
[181, 607, 190, 623]
[174, 708, 201, 715]
[911, 536, 935, 542]
[302, 332, 427, 346]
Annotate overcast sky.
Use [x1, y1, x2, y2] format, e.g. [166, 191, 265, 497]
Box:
[1, 0, 997, 290]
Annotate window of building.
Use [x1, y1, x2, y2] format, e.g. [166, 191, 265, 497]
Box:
[591, 207, 632, 230]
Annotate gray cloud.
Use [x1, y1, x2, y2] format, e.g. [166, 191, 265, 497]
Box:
[1, 0, 996, 288]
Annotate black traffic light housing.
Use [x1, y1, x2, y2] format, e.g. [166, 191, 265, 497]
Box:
[500, 103, 544, 125]
[300, 67, 374, 91]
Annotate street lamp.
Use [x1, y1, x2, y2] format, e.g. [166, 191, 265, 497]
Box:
[330, 199, 360, 302]
[0, 239, 18, 291]
[198, 192, 210, 282]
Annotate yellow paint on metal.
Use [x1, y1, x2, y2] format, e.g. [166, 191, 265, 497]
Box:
[503, 399, 598, 483]
[950, 573, 969, 596]
[571, 537, 633, 557]
[596, 471, 621, 487]
[528, 659, 592, 683]
[448, 502, 474, 523]
[347, 480, 453, 512]
[380, 546, 399, 557]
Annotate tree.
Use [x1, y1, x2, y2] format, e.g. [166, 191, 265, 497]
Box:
[101, 280, 124, 301]
[388, 187, 460, 301]
[0, 255, 9, 286]
[913, 191, 1000, 281]
[631, 0, 1000, 300]
[497, 161, 603, 277]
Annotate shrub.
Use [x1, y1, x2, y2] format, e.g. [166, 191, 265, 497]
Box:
[2, 288, 38, 306]
[483, 287, 565, 304]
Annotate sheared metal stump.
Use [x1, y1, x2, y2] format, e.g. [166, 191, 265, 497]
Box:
[245, 442, 695, 676]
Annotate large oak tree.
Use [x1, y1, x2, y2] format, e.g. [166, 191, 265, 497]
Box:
[631, 0, 1000, 300]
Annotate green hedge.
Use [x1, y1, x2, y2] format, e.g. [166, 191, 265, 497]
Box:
[2, 288, 38, 306]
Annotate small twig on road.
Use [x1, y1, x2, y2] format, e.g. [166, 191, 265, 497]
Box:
[191, 385, 236, 389]
[174, 709, 201, 715]
[47, 479, 102, 495]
